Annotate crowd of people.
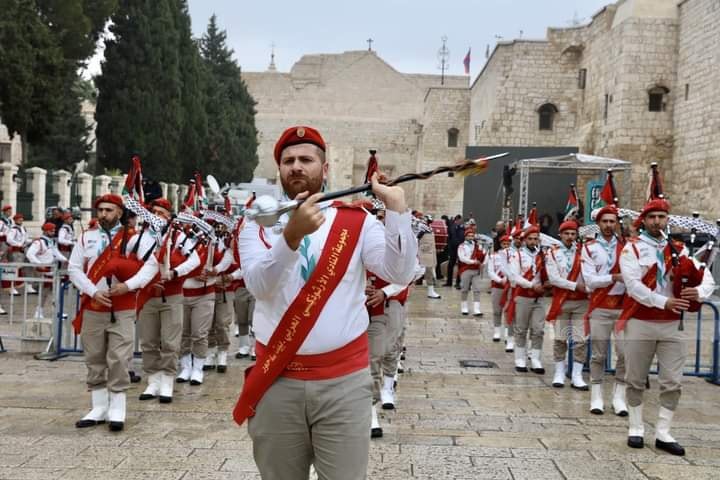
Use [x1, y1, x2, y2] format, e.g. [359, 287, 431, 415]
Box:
[0, 124, 715, 479]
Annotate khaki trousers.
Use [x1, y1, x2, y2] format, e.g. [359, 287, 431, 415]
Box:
[181, 292, 215, 358]
[513, 296, 545, 350]
[234, 287, 256, 336]
[423, 267, 437, 287]
[138, 294, 183, 376]
[625, 318, 686, 411]
[367, 313, 389, 403]
[460, 269, 481, 301]
[589, 308, 626, 384]
[553, 299, 588, 362]
[490, 287, 504, 327]
[81, 309, 135, 392]
[248, 368, 372, 480]
[209, 291, 234, 351]
[382, 300, 405, 377]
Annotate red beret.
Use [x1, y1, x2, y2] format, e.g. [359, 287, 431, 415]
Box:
[559, 220, 579, 232]
[2, 204, 11, 211]
[93, 194, 124, 210]
[42, 222, 56, 232]
[62, 211, 73, 220]
[594, 205, 619, 223]
[151, 198, 172, 212]
[640, 198, 670, 219]
[500, 234, 511, 243]
[13, 213, 23, 221]
[273, 126, 326, 164]
[523, 225, 540, 237]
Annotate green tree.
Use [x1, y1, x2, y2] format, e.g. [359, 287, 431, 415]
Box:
[200, 14, 258, 183]
[95, 0, 183, 181]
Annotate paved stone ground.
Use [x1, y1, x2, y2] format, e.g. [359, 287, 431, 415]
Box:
[1, 281, 720, 479]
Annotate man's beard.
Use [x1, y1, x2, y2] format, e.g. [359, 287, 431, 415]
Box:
[99, 217, 119, 231]
[281, 173, 324, 199]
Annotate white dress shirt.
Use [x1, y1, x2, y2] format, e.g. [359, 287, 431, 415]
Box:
[57, 224, 75, 248]
[7, 225, 27, 248]
[546, 243, 582, 291]
[620, 234, 715, 310]
[26, 237, 67, 265]
[509, 247, 541, 289]
[457, 240, 483, 267]
[581, 236, 626, 295]
[239, 206, 417, 354]
[487, 251, 507, 285]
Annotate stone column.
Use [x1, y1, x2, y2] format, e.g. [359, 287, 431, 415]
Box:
[178, 185, 188, 209]
[26, 167, 47, 222]
[77, 173, 93, 224]
[0, 162, 18, 209]
[94, 175, 112, 197]
[110, 175, 126, 195]
[159, 182, 169, 199]
[167, 183, 179, 212]
[53, 169, 72, 208]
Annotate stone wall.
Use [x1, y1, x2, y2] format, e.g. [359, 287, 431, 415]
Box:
[672, 0, 720, 216]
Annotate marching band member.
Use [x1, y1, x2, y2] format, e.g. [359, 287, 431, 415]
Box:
[57, 211, 76, 256]
[234, 126, 417, 479]
[25, 222, 67, 318]
[206, 227, 236, 373]
[487, 235, 511, 342]
[457, 225, 485, 316]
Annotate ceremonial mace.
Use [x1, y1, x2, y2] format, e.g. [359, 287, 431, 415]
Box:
[246, 152, 509, 226]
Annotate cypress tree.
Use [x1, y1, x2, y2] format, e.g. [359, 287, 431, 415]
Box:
[200, 14, 258, 183]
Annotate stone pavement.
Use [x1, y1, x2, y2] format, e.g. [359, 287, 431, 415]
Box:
[1, 281, 720, 479]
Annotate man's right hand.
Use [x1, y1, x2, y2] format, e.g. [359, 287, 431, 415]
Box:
[612, 273, 624, 283]
[93, 290, 112, 308]
[366, 289, 386, 308]
[283, 192, 325, 251]
[533, 284, 545, 294]
[665, 297, 690, 314]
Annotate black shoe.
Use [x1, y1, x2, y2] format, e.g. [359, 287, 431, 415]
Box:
[627, 436, 644, 448]
[75, 419, 105, 428]
[176, 377, 188, 383]
[552, 382, 564, 388]
[397, 367, 404, 374]
[108, 421, 124, 432]
[371, 427, 383, 438]
[473, 312, 483, 317]
[515, 366, 528, 373]
[454, 284, 461, 290]
[571, 383, 590, 391]
[158, 396, 172, 404]
[217, 365, 227, 373]
[202, 365, 215, 371]
[235, 352, 249, 359]
[382, 402, 395, 410]
[655, 439, 685, 456]
[531, 367, 545, 375]
[590, 408, 604, 415]
[128, 371, 141, 383]
[400, 353, 406, 361]
[190, 379, 202, 386]
[443, 283, 452, 287]
[493, 338, 501, 343]
[138, 393, 156, 401]
[250, 355, 256, 361]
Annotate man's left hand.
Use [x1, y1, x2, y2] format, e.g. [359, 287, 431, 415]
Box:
[371, 172, 407, 213]
[109, 283, 130, 296]
[680, 287, 700, 302]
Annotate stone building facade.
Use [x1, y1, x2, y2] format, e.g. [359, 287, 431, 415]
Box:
[243, 50, 470, 215]
[469, 0, 719, 215]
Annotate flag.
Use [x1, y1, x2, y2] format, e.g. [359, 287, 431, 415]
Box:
[122, 155, 144, 203]
[598, 170, 618, 207]
[223, 193, 232, 215]
[183, 180, 196, 211]
[463, 48, 471, 75]
[194, 171, 208, 210]
[523, 206, 538, 229]
[565, 186, 579, 217]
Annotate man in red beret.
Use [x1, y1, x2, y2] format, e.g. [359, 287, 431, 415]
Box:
[0, 204, 13, 261]
[618, 198, 715, 455]
[235, 125, 417, 479]
[26, 223, 67, 318]
[457, 224, 485, 315]
[57, 211, 76, 256]
[545, 220, 589, 390]
[581, 204, 628, 416]
[68, 193, 159, 431]
[487, 234, 511, 341]
[6, 213, 37, 294]
[508, 226, 548, 373]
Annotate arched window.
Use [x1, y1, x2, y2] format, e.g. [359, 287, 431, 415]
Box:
[538, 103, 558, 131]
[648, 86, 669, 112]
[447, 128, 459, 148]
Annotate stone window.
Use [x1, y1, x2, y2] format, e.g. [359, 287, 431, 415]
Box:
[648, 86, 669, 112]
[538, 103, 558, 131]
[578, 69, 587, 89]
[447, 128, 459, 148]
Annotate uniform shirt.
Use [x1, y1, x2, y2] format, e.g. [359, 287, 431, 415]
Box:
[430, 219, 448, 253]
[0, 216, 12, 239]
[546, 243, 583, 291]
[581, 236, 626, 295]
[487, 251, 507, 285]
[26, 236, 67, 265]
[509, 246, 542, 289]
[7, 225, 27, 248]
[239, 205, 417, 354]
[68, 224, 159, 298]
[183, 237, 233, 289]
[457, 240, 484, 267]
[57, 224, 75, 249]
[620, 233, 715, 309]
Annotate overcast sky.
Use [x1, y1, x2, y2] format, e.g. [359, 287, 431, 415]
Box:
[86, 1, 611, 80]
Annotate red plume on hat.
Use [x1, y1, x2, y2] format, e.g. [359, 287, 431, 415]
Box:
[122, 155, 145, 203]
[511, 216, 524, 237]
[523, 204, 538, 230]
[364, 150, 379, 184]
[223, 193, 232, 215]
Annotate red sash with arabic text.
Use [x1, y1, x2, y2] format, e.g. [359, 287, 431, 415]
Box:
[546, 248, 584, 322]
[232, 206, 366, 426]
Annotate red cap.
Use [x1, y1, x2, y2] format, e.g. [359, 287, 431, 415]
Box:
[273, 126, 326, 164]
[42, 222, 56, 232]
[639, 198, 670, 219]
[522, 225, 540, 237]
[62, 211, 73, 220]
[151, 198, 172, 212]
[93, 194, 124, 210]
[2, 204, 11, 211]
[499, 234, 511, 243]
[559, 220, 579, 232]
[595, 205, 619, 223]
[12, 213, 23, 221]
